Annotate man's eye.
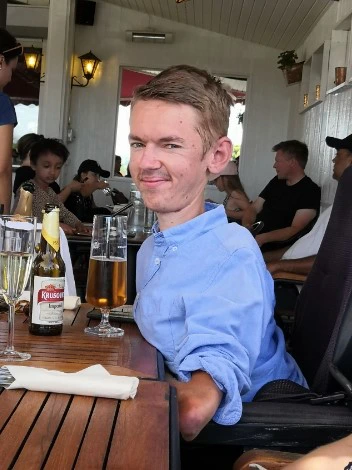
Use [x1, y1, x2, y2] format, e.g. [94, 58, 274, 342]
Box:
[130, 142, 143, 148]
[165, 144, 180, 149]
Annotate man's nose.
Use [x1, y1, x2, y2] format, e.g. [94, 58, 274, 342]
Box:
[139, 145, 160, 168]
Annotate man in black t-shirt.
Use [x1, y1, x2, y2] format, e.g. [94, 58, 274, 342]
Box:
[242, 140, 321, 248]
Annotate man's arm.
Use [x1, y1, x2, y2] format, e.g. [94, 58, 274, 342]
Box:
[255, 208, 317, 247]
[242, 197, 265, 228]
[58, 180, 82, 203]
[166, 371, 223, 441]
[0, 124, 14, 213]
[267, 255, 316, 276]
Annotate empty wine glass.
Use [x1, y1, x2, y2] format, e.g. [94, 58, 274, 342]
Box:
[0, 216, 37, 361]
[85, 215, 127, 337]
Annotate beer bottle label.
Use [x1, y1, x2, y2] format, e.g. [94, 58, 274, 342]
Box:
[31, 276, 65, 325]
[42, 209, 60, 252]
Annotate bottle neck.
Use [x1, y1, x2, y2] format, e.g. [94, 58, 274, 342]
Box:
[15, 189, 33, 216]
[40, 210, 60, 253]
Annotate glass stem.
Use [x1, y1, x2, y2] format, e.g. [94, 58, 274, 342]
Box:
[100, 307, 111, 326]
[6, 302, 15, 353]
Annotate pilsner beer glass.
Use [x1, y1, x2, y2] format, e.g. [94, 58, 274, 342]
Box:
[0, 216, 37, 361]
[85, 215, 127, 337]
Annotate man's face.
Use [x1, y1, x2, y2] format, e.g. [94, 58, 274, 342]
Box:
[332, 148, 352, 180]
[273, 150, 293, 179]
[129, 99, 212, 217]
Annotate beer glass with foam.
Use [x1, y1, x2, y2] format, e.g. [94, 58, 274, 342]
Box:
[85, 215, 127, 337]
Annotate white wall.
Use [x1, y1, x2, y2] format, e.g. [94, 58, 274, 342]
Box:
[65, 3, 294, 200]
[292, 0, 352, 209]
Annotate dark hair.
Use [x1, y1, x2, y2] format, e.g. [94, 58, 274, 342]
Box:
[272, 140, 308, 169]
[132, 64, 233, 152]
[220, 175, 249, 199]
[30, 138, 69, 165]
[17, 133, 44, 161]
[0, 28, 22, 64]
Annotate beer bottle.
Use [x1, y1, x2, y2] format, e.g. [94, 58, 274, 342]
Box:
[29, 204, 65, 335]
[13, 181, 35, 216]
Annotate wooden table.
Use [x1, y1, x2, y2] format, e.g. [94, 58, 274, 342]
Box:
[0, 305, 180, 470]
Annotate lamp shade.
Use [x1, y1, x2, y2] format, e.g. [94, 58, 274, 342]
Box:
[78, 51, 101, 81]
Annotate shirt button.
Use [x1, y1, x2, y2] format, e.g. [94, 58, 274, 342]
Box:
[172, 246, 177, 252]
[155, 258, 160, 265]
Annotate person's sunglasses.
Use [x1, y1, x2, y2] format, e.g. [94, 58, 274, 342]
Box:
[1, 43, 23, 56]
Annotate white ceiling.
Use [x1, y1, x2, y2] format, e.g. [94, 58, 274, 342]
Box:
[100, 0, 333, 50]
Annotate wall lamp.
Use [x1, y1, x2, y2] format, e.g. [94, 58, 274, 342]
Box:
[24, 46, 42, 72]
[71, 50, 101, 88]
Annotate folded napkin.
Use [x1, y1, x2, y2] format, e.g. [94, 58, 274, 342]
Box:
[64, 296, 81, 310]
[4, 364, 139, 399]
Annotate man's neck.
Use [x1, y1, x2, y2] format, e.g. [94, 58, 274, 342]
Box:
[157, 199, 205, 231]
[286, 172, 305, 186]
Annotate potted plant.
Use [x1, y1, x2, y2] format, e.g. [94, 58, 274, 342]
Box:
[277, 50, 304, 85]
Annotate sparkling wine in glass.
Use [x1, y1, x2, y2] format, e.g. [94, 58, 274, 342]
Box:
[85, 215, 127, 337]
[0, 216, 36, 361]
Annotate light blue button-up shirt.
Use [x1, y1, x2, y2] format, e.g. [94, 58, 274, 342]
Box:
[134, 203, 306, 425]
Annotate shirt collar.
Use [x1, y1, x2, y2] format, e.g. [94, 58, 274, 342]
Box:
[152, 202, 227, 247]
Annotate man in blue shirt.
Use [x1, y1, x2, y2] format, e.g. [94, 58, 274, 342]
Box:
[129, 65, 306, 441]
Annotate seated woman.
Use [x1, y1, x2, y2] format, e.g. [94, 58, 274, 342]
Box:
[64, 159, 113, 223]
[13, 133, 60, 194]
[13, 138, 88, 235]
[209, 160, 250, 223]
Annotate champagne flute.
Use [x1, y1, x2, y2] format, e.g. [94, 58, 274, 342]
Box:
[85, 215, 127, 337]
[0, 216, 37, 361]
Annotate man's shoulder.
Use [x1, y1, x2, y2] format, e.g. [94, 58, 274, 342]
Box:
[300, 175, 320, 191]
[211, 222, 260, 255]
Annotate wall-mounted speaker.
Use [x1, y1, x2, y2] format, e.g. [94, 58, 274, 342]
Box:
[75, 0, 96, 26]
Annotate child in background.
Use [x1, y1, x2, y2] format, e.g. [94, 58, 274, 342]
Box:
[14, 138, 89, 235]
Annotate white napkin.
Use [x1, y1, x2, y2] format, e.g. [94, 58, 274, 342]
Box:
[64, 296, 81, 310]
[5, 364, 139, 400]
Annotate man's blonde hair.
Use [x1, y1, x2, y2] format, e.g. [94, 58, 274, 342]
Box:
[132, 65, 233, 152]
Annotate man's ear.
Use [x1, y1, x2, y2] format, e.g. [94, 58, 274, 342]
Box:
[207, 136, 233, 176]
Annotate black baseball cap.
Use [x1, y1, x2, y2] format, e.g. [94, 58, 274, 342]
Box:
[77, 159, 110, 178]
[326, 133, 352, 153]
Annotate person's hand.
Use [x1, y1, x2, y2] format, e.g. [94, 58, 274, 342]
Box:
[76, 223, 91, 235]
[96, 180, 110, 190]
[266, 261, 280, 275]
[60, 223, 76, 235]
[68, 180, 82, 193]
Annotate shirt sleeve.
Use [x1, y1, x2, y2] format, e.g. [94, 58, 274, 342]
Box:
[0, 94, 17, 127]
[173, 246, 276, 425]
[296, 179, 321, 212]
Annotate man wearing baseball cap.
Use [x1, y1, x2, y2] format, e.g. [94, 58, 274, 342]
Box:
[64, 159, 112, 222]
[266, 133, 352, 277]
[77, 159, 111, 179]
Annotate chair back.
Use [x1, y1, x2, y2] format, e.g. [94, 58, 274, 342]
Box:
[291, 166, 352, 393]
